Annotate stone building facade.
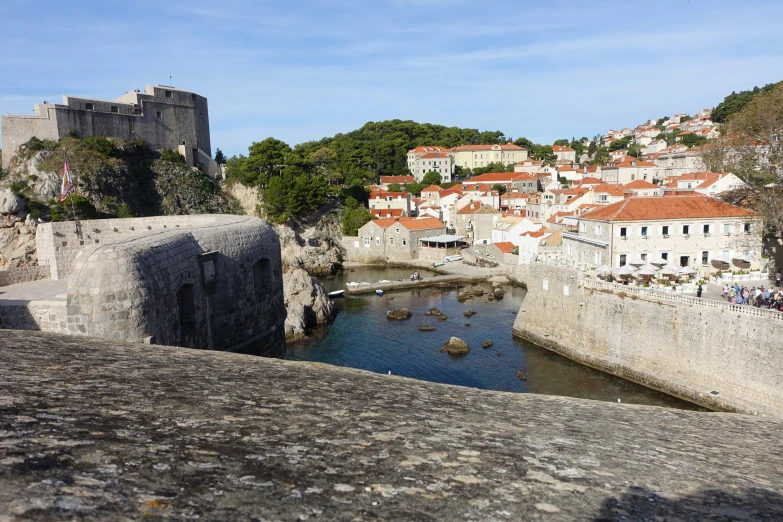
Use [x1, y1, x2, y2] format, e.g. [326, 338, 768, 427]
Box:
[2, 84, 216, 175]
[342, 217, 446, 263]
[19, 215, 286, 357]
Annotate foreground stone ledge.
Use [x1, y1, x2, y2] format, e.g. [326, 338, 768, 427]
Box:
[1, 330, 782, 521]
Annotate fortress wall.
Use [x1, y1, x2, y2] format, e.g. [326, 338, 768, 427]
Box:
[0, 265, 49, 287]
[1, 107, 60, 169]
[36, 215, 234, 280]
[65, 215, 286, 356]
[512, 263, 783, 416]
[0, 301, 67, 334]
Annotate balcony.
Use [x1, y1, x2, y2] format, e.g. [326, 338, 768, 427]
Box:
[663, 234, 670, 238]
[683, 234, 691, 238]
[620, 235, 628, 240]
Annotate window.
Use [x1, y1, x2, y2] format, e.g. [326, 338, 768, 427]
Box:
[620, 227, 627, 238]
[85, 103, 93, 110]
[165, 90, 172, 98]
[402, 238, 407, 246]
[594, 225, 602, 235]
[723, 223, 732, 234]
[594, 251, 602, 265]
[703, 224, 711, 234]
[662, 225, 669, 237]
[641, 253, 648, 261]
[661, 252, 669, 261]
[619, 254, 627, 266]
[364, 237, 370, 247]
[253, 259, 272, 297]
[110, 106, 118, 113]
[134, 107, 141, 115]
[702, 251, 709, 264]
[682, 224, 690, 236]
[375, 237, 380, 245]
[156, 111, 162, 118]
[567, 243, 572, 256]
[580, 222, 586, 233]
[680, 255, 689, 267]
[744, 223, 752, 234]
[389, 237, 394, 245]
[641, 226, 648, 237]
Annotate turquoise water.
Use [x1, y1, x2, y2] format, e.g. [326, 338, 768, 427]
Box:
[287, 267, 703, 410]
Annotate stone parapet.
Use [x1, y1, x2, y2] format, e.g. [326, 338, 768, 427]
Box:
[1, 330, 782, 520]
[0, 265, 49, 287]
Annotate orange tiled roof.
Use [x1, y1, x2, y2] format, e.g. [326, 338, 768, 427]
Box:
[580, 195, 757, 221]
[380, 175, 414, 184]
[465, 172, 535, 183]
[494, 242, 516, 253]
[370, 208, 404, 218]
[624, 180, 659, 189]
[552, 145, 574, 152]
[422, 184, 443, 193]
[418, 152, 450, 159]
[408, 146, 448, 154]
[592, 184, 626, 197]
[369, 216, 445, 230]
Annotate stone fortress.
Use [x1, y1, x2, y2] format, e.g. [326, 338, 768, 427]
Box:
[1, 84, 219, 176]
[0, 215, 287, 357]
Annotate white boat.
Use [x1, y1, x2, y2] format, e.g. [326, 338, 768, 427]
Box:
[328, 290, 345, 298]
[378, 279, 392, 283]
[375, 289, 384, 296]
[445, 255, 462, 262]
[346, 282, 360, 288]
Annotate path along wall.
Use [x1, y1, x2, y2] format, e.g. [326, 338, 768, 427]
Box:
[511, 263, 783, 417]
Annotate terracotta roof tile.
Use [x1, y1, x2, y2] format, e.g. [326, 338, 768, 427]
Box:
[380, 175, 414, 184]
[493, 242, 515, 253]
[580, 195, 757, 221]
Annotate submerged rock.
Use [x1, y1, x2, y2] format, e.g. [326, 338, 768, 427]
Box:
[481, 340, 493, 349]
[516, 369, 527, 381]
[418, 326, 436, 332]
[457, 291, 473, 301]
[387, 308, 413, 320]
[493, 288, 505, 299]
[463, 310, 476, 317]
[424, 308, 442, 316]
[437, 314, 448, 321]
[473, 289, 484, 296]
[441, 337, 470, 356]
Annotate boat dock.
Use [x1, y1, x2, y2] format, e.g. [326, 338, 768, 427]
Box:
[345, 274, 482, 295]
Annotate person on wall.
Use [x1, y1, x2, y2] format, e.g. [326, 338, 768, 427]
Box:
[696, 284, 703, 298]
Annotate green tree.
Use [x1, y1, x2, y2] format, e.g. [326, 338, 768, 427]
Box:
[403, 181, 424, 196]
[421, 171, 442, 185]
[608, 135, 633, 152]
[588, 140, 598, 156]
[491, 183, 508, 195]
[553, 139, 570, 146]
[679, 134, 708, 148]
[592, 147, 611, 165]
[238, 137, 296, 188]
[49, 194, 96, 222]
[534, 146, 557, 167]
[513, 137, 536, 152]
[713, 82, 782, 123]
[308, 146, 341, 184]
[627, 143, 643, 158]
[342, 197, 373, 236]
[214, 148, 226, 165]
[386, 182, 402, 192]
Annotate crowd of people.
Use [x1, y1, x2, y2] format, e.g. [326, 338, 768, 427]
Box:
[722, 283, 783, 310]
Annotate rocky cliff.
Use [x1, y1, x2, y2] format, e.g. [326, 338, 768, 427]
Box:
[0, 188, 37, 268]
[283, 267, 336, 342]
[1, 329, 782, 521]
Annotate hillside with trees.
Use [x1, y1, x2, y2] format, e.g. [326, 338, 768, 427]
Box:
[712, 81, 783, 123]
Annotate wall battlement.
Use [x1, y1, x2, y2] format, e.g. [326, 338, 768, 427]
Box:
[511, 263, 783, 417]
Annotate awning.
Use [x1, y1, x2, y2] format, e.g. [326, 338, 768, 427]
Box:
[420, 235, 466, 244]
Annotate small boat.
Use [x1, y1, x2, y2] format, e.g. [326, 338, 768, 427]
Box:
[378, 279, 392, 283]
[375, 289, 384, 296]
[328, 290, 345, 298]
[432, 261, 446, 267]
[346, 282, 360, 288]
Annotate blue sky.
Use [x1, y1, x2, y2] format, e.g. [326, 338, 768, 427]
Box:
[2, 0, 783, 157]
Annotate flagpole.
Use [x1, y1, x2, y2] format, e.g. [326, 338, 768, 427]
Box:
[64, 152, 77, 222]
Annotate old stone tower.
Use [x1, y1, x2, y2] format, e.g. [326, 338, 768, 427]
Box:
[1, 84, 216, 174]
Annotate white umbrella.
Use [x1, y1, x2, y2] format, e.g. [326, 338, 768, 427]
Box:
[613, 265, 636, 276]
[636, 268, 657, 277]
[711, 254, 732, 265]
[678, 266, 697, 276]
[732, 254, 751, 265]
[649, 256, 668, 266]
[628, 255, 646, 267]
[638, 263, 659, 272]
[595, 264, 612, 274]
[659, 263, 680, 276]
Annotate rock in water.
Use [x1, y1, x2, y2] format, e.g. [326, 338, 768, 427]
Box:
[441, 337, 470, 356]
[424, 308, 442, 316]
[463, 310, 476, 317]
[473, 289, 484, 296]
[418, 326, 436, 332]
[387, 308, 412, 320]
[283, 268, 337, 343]
[481, 340, 493, 349]
[493, 288, 505, 299]
[516, 369, 527, 381]
[457, 291, 473, 301]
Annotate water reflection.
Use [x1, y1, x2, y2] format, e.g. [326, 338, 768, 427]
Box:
[289, 267, 703, 410]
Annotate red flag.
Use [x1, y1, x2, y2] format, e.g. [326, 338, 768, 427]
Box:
[60, 157, 74, 203]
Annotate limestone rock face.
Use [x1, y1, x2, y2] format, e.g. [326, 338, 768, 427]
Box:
[0, 188, 26, 215]
[386, 308, 412, 320]
[283, 268, 336, 343]
[275, 222, 343, 276]
[441, 336, 470, 356]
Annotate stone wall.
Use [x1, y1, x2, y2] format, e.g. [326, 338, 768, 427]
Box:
[0, 301, 67, 333]
[511, 263, 783, 416]
[63, 215, 286, 357]
[0, 265, 49, 287]
[37, 215, 239, 280]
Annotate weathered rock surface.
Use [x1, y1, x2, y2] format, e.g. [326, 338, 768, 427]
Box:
[423, 308, 442, 316]
[1, 330, 782, 521]
[418, 325, 435, 331]
[441, 336, 470, 356]
[481, 339, 493, 348]
[493, 287, 505, 299]
[0, 204, 37, 269]
[0, 187, 25, 215]
[386, 308, 412, 320]
[283, 268, 336, 343]
[275, 221, 343, 276]
[463, 310, 476, 317]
